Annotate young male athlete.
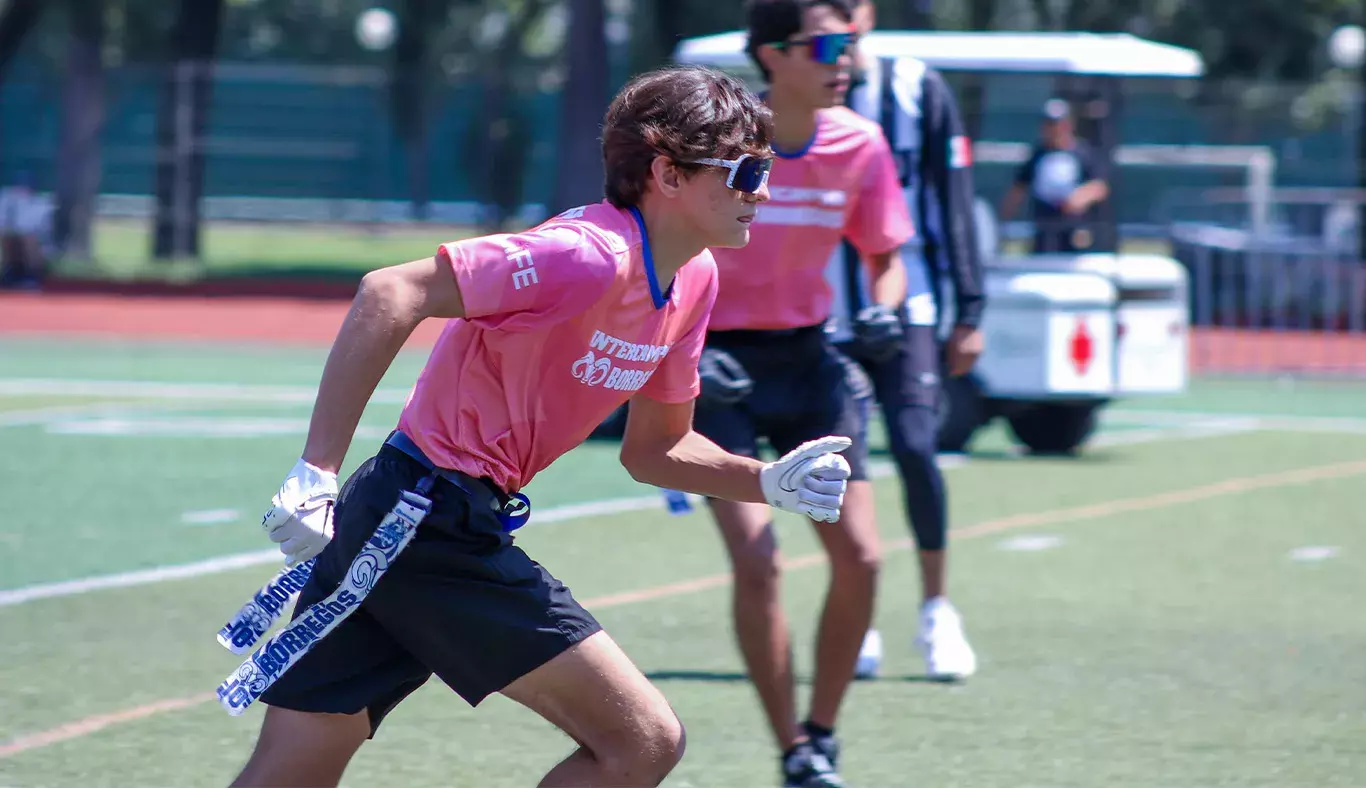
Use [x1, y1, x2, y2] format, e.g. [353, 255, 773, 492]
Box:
[830, 0, 984, 682]
[691, 2, 912, 785]
[227, 65, 857, 788]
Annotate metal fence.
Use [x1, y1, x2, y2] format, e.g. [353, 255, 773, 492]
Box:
[0, 61, 1359, 226]
[1160, 188, 1366, 377]
[1, 59, 1362, 377]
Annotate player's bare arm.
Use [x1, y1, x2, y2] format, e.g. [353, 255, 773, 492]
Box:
[258, 256, 471, 569]
[301, 256, 467, 474]
[621, 395, 852, 523]
[1064, 179, 1109, 215]
[863, 248, 907, 309]
[621, 395, 766, 502]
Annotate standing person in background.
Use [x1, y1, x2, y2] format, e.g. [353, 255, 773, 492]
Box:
[0, 171, 52, 290]
[827, 0, 984, 682]
[999, 98, 1110, 253]
[692, 1, 912, 785]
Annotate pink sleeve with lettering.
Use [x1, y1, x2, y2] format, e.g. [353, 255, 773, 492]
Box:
[844, 132, 915, 257]
[441, 224, 616, 332]
[637, 261, 718, 404]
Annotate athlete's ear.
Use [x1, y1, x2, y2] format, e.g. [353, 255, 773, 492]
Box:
[755, 42, 785, 76]
[649, 155, 684, 199]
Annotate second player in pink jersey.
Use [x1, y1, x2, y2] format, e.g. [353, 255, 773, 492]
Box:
[707, 95, 911, 332]
[230, 66, 857, 788]
[690, 2, 914, 786]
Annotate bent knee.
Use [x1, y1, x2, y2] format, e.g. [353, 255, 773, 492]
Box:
[831, 545, 881, 581]
[599, 706, 686, 785]
[730, 543, 782, 595]
[890, 406, 941, 462]
[827, 531, 882, 581]
[722, 524, 782, 593]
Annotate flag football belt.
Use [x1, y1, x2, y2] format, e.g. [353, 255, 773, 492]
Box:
[213, 431, 532, 716]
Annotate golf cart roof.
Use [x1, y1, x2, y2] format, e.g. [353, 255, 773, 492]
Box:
[674, 30, 1204, 78]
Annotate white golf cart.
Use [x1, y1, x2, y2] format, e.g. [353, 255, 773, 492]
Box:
[674, 31, 1198, 454]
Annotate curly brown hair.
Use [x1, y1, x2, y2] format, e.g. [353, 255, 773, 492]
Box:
[601, 65, 774, 208]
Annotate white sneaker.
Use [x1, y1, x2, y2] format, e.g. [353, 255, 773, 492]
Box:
[917, 597, 977, 680]
[854, 629, 882, 679]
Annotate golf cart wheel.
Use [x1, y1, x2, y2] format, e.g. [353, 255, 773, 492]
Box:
[1006, 403, 1099, 455]
[937, 373, 988, 454]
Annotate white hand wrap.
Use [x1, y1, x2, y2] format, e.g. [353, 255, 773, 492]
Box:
[758, 436, 853, 523]
[261, 458, 339, 566]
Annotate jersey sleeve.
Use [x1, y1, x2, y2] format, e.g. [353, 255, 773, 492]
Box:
[440, 223, 615, 332]
[636, 260, 718, 404]
[844, 130, 915, 257]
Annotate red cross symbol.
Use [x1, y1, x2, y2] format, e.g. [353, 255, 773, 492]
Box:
[1070, 317, 1094, 375]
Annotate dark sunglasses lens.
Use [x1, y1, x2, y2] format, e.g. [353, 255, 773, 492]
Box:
[809, 32, 851, 64]
[733, 157, 772, 193]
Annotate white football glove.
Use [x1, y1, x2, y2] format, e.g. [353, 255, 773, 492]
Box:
[261, 458, 339, 566]
[758, 436, 853, 523]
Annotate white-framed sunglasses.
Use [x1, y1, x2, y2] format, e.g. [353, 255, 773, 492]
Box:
[684, 153, 774, 194]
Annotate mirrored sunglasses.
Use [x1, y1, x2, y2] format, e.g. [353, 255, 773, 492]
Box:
[777, 31, 856, 65]
[686, 153, 773, 194]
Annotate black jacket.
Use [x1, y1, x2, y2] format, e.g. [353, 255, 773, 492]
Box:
[840, 56, 985, 330]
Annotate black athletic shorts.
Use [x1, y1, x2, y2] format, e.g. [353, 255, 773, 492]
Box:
[692, 324, 870, 481]
[259, 435, 601, 735]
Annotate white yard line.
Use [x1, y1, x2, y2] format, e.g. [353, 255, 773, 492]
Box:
[0, 378, 410, 405]
[0, 496, 665, 608]
[0, 399, 214, 428]
[0, 458, 934, 608]
[0, 384, 1316, 609]
[5, 377, 1361, 434]
[1089, 421, 1252, 447]
[0, 420, 1226, 610]
[5, 456, 1365, 759]
[1106, 408, 1366, 434]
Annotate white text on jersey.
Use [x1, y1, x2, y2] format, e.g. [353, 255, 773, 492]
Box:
[503, 245, 538, 290]
[588, 330, 671, 363]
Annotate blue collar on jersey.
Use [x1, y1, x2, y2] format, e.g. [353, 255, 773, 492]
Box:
[772, 131, 817, 159]
[629, 205, 671, 309]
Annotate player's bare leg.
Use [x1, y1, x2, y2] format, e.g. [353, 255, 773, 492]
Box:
[501, 630, 685, 787]
[708, 498, 803, 751]
[230, 706, 370, 787]
[918, 548, 946, 602]
[806, 479, 880, 728]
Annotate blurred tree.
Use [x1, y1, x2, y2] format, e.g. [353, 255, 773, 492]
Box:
[903, 0, 933, 30]
[150, 0, 224, 260]
[462, 0, 555, 231]
[628, 0, 744, 75]
[0, 0, 45, 84]
[550, 0, 607, 214]
[390, 0, 448, 220]
[52, 0, 106, 262]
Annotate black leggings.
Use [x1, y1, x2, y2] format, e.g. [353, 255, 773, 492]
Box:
[842, 326, 948, 552]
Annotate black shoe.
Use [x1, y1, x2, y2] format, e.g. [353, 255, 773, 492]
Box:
[802, 722, 841, 770]
[781, 741, 845, 787]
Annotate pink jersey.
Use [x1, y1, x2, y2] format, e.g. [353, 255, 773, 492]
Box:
[396, 201, 717, 493]
[708, 106, 914, 331]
